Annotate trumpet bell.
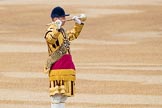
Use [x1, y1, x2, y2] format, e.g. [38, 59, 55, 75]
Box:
[79, 14, 87, 21]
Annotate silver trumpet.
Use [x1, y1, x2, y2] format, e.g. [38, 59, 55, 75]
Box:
[65, 14, 87, 22]
[46, 14, 87, 26]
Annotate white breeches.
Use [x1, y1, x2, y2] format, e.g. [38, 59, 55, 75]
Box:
[51, 94, 68, 108]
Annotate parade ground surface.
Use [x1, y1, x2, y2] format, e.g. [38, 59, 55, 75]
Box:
[0, 0, 162, 108]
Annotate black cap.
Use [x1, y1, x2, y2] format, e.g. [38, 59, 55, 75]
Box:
[51, 6, 70, 18]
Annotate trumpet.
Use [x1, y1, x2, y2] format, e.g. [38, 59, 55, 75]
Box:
[65, 14, 87, 22]
[46, 14, 87, 26]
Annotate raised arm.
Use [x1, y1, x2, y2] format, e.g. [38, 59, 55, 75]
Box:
[67, 23, 84, 41]
[45, 20, 62, 44]
[45, 28, 60, 44]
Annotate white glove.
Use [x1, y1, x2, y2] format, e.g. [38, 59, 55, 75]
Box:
[54, 19, 62, 29]
[72, 16, 82, 24]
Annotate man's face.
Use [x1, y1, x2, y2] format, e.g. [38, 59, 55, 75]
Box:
[53, 16, 66, 26]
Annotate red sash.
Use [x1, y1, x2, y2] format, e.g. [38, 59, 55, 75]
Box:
[51, 54, 75, 70]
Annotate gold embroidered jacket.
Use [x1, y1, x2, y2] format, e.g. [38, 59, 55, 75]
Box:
[45, 23, 84, 56]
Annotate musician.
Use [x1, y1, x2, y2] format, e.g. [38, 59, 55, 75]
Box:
[44, 6, 86, 108]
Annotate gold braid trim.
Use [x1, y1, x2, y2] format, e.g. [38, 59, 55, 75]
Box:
[49, 76, 75, 81]
[49, 69, 76, 81]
